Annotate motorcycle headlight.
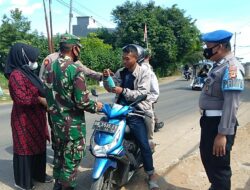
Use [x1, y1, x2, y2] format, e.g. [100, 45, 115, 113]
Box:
[90, 128, 122, 157]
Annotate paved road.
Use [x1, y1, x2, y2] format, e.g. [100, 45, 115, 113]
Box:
[0, 78, 249, 189]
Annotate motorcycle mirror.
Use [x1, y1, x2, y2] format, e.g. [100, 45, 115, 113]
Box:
[91, 88, 98, 97]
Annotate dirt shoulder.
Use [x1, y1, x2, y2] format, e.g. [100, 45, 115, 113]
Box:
[162, 122, 250, 190]
[122, 80, 250, 190]
[122, 111, 250, 190]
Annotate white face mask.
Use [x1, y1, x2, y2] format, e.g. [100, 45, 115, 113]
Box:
[28, 61, 38, 70]
[22, 48, 38, 70]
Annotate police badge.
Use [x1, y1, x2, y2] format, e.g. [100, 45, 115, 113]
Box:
[222, 64, 244, 91]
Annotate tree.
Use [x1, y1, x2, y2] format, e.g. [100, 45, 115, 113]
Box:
[110, 1, 202, 76]
[0, 8, 31, 71]
[0, 8, 35, 87]
[80, 33, 121, 84]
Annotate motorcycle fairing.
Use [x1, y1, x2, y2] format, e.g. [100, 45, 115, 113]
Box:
[92, 157, 117, 179]
[102, 103, 131, 118]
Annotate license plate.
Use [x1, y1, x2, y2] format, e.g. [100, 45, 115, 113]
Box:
[93, 120, 118, 134]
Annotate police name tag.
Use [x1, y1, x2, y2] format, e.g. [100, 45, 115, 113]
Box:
[222, 65, 244, 91]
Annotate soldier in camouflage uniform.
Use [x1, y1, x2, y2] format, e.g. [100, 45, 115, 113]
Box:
[39, 52, 103, 82]
[43, 33, 103, 190]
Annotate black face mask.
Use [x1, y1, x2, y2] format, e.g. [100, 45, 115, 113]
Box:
[203, 44, 220, 59]
[73, 55, 79, 62]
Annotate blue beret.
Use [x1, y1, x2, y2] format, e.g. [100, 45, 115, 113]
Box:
[201, 30, 233, 43]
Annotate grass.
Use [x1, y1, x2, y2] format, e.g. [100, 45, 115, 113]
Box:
[0, 72, 12, 104]
[0, 72, 8, 89]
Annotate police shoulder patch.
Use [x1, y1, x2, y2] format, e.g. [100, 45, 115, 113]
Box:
[222, 64, 244, 91]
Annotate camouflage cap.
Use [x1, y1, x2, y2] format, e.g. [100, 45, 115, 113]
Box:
[60, 33, 82, 48]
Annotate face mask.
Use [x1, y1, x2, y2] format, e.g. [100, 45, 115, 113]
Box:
[22, 48, 38, 70]
[73, 56, 79, 62]
[203, 44, 220, 59]
[28, 61, 38, 70]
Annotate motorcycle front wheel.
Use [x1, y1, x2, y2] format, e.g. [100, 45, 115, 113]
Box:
[90, 169, 117, 190]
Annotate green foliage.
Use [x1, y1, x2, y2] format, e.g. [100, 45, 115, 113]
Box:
[0, 8, 31, 70]
[80, 33, 122, 73]
[0, 72, 8, 89]
[108, 1, 203, 76]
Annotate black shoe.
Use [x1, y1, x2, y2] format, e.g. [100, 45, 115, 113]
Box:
[53, 180, 62, 190]
[154, 122, 164, 132]
[45, 174, 53, 183]
[63, 187, 75, 190]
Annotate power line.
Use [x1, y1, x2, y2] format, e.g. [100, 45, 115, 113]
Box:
[55, 0, 86, 17]
[55, 0, 107, 28]
[74, 0, 114, 26]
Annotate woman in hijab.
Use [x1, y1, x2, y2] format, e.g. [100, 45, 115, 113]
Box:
[4, 43, 52, 190]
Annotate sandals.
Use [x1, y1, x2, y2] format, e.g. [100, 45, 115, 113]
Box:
[148, 179, 160, 190]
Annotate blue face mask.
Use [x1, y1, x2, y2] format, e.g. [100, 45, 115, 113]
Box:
[203, 44, 220, 59]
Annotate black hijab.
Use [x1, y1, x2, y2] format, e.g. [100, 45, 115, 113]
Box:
[4, 43, 45, 97]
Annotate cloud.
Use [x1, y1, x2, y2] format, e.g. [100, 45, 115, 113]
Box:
[9, 2, 42, 15]
[0, 0, 4, 5]
[11, 0, 28, 6]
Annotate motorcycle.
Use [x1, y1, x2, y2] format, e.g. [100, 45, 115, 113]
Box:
[183, 70, 191, 81]
[89, 91, 147, 190]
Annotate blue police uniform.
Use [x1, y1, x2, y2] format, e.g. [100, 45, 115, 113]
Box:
[199, 30, 245, 190]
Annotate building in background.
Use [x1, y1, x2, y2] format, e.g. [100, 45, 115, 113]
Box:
[73, 16, 115, 37]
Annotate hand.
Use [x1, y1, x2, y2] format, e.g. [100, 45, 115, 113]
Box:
[38, 96, 47, 108]
[213, 134, 227, 157]
[112, 86, 123, 94]
[96, 101, 103, 111]
[103, 69, 114, 77]
[103, 69, 110, 77]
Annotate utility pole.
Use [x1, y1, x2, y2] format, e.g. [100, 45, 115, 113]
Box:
[42, 0, 52, 53]
[69, 0, 73, 34]
[234, 32, 241, 56]
[234, 32, 237, 55]
[49, 0, 54, 52]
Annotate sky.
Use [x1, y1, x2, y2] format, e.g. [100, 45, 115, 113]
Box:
[0, 0, 250, 62]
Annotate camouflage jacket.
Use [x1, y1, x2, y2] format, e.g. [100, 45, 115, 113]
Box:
[44, 55, 97, 140]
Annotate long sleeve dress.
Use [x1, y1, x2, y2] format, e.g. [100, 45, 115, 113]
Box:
[9, 69, 49, 188]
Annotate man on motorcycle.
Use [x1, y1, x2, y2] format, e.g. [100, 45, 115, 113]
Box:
[103, 44, 159, 190]
[183, 64, 192, 80]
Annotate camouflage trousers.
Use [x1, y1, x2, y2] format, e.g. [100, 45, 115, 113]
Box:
[52, 136, 86, 188]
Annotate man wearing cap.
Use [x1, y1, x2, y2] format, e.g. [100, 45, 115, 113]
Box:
[43, 33, 103, 190]
[199, 30, 245, 190]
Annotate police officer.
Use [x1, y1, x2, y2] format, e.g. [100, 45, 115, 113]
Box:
[43, 33, 103, 190]
[199, 30, 245, 190]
